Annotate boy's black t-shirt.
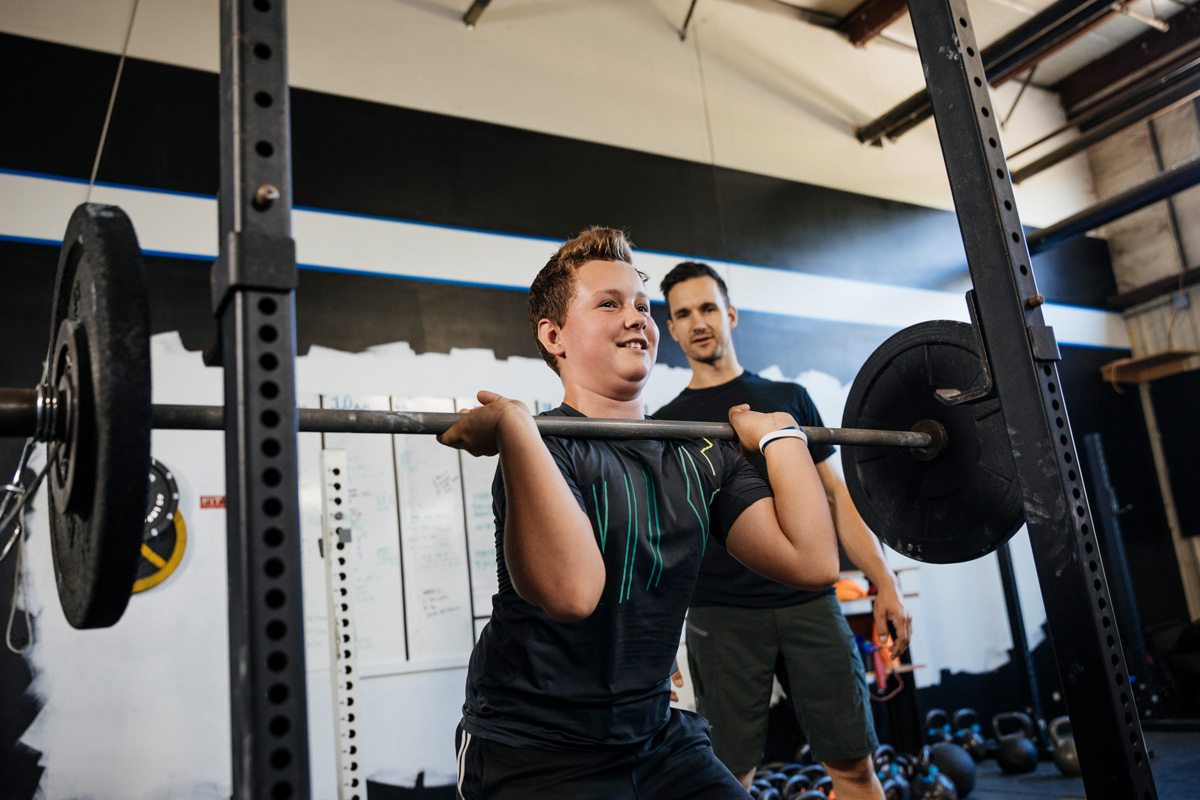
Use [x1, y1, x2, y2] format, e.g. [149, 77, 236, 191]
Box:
[461, 404, 772, 750]
[654, 371, 837, 608]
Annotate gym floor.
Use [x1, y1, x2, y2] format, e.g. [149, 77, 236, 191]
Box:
[360, 732, 1200, 799]
[971, 730, 1199, 799]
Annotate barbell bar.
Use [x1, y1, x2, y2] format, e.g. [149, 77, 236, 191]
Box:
[0, 387, 941, 453]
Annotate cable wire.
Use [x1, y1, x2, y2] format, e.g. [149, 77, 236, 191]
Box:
[86, 0, 141, 202]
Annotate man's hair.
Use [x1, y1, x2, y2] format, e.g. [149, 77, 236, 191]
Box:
[660, 261, 730, 313]
[528, 227, 645, 374]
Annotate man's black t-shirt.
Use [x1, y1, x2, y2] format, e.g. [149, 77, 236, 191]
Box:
[461, 404, 772, 750]
[654, 371, 836, 608]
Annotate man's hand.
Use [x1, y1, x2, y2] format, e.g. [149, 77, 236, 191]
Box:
[727, 405, 798, 457]
[670, 668, 685, 702]
[436, 390, 531, 457]
[873, 584, 912, 660]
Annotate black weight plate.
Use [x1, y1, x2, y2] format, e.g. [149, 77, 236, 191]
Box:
[46, 204, 151, 628]
[841, 320, 1024, 564]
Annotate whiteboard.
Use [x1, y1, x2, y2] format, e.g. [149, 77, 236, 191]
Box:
[298, 394, 555, 675]
[455, 397, 501, 619]
[393, 397, 474, 661]
[322, 394, 408, 667]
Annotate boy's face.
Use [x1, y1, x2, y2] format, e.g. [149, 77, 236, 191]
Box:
[665, 276, 737, 366]
[544, 259, 658, 399]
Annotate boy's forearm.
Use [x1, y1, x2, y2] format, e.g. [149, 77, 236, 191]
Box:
[763, 440, 838, 580]
[498, 414, 605, 621]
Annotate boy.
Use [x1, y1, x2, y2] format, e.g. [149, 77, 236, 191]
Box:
[437, 228, 838, 798]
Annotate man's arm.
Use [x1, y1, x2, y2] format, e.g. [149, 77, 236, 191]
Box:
[438, 391, 605, 622]
[817, 461, 912, 659]
[723, 407, 839, 591]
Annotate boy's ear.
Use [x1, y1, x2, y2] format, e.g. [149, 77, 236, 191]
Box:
[538, 318, 567, 359]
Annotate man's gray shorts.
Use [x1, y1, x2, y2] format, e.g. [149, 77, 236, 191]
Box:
[685, 592, 878, 772]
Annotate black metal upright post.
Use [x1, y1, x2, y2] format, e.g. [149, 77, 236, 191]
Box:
[995, 542, 1047, 744]
[215, 1, 309, 798]
[906, 0, 1157, 795]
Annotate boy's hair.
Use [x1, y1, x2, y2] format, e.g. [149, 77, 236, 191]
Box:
[528, 227, 645, 374]
[660, 261, 730, 312]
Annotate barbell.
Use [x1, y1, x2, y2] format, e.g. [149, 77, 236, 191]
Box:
[5, 203, 1026, 629]
[0, 388, 939, 448]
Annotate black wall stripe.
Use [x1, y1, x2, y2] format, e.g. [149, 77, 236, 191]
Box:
[2, 32, 1114, 306]
[0, 238, 892, 384]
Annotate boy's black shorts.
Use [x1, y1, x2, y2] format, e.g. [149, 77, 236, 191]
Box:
[454, 709, 747, 799]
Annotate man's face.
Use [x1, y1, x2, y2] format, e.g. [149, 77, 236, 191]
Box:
[666, 276, 737, 365]
[547, 259, 659, 398]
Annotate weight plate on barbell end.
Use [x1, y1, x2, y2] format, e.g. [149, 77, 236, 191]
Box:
[46, 204, 152, 629]
[841, 320, 1024, 564]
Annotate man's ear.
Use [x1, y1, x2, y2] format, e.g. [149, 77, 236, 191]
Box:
[666, 316, 681, 343]
[538, 318, 567, 359]
[728, 305, 739, 331]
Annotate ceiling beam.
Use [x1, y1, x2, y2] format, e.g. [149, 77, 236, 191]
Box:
[1026, 156, 1200, 253]
[1010, 62, 1200, 183]
[1108, 264, 1200, 310]
[1054, 2, 1200, 115]
[837, 0, 910, 47]
[856, 0, 1117, 144]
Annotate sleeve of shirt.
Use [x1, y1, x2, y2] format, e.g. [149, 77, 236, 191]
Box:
[792, 386, 837, 465]
[711, 449, 773, 547]
[540, 437, 588, 512]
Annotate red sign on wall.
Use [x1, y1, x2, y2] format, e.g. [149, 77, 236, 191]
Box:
[200, 495, 226, 509]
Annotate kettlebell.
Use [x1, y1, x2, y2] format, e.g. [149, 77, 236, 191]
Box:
[895, 752, 919, 780]
[992, 711, 1039, 774]
[764, 770, 790, 792]
[950, 708, 988, 762]
[911, 765, 957, 800]
[877, 761, 910, 800]
[783, 773, 811, 799]
[1048, 716, 1081, 776]
[928, 742, 976, 798]
[924, 709, 954, 744]
[799, 764, 828, 783]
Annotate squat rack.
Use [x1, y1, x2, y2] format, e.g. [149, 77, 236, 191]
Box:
[908, 0, 1156, 796]
[212, 0, 1157, 797]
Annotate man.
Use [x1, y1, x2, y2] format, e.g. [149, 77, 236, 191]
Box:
[437, 230, 839, 798]
[655, 262, 913, 800]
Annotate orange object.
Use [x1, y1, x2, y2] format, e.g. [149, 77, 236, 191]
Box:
[834, 577, 867, 601]
[871, 620, 897, 673]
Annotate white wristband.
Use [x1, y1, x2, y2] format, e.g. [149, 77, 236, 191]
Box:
[758, 426, 808, 455]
